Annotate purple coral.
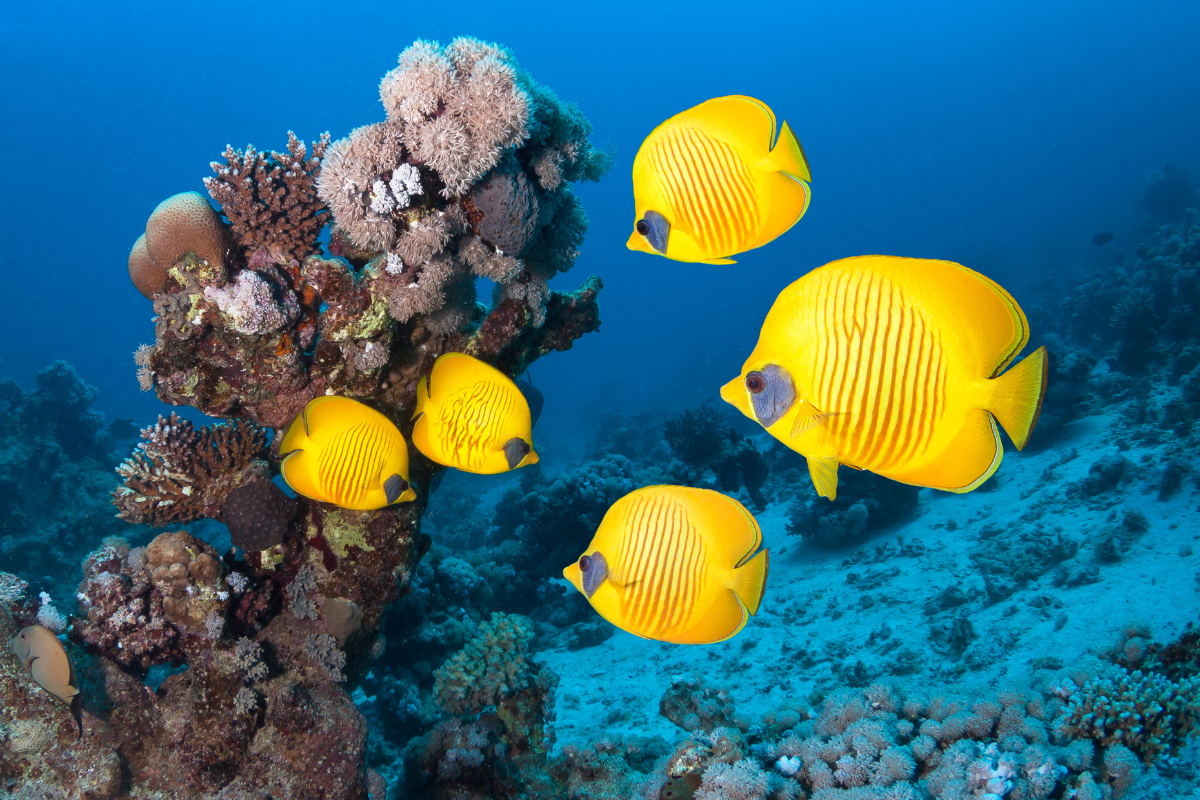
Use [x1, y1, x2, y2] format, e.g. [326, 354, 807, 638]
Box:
[469, 166, 539, 255]
[203, 268, 300, 335]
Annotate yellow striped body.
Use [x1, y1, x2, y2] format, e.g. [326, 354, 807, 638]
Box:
[628, 96, 811, 264]
[412, 353, 538, 475]
[721, 256, 1048, 498]
[563, 486, 769, 645]
[280, 396, 414, 511]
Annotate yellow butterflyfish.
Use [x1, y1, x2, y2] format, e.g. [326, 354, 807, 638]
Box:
[279, 396, 415, 510]
[563, 485, 769, 645]
[412, 352, 539, 474]
[11, 624, 82, 738]
[721, 255, 1049, 501]
[627, 95, 811, 265]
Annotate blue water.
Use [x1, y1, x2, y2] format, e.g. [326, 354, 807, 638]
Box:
[3, 2, 1200, 797]
[3, 1, 1196, 447]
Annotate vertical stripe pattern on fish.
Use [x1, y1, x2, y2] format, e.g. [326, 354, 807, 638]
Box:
[721, 255, 1048, 501]
[413, 352, 539, 475]
[563, 485, 769, 645]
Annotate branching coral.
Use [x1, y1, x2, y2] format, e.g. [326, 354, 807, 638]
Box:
[1056, 668, 1198, 763]
[432, 612, 535, 714]
[204, 131, 331, 264]
[111, 413, 270, 526]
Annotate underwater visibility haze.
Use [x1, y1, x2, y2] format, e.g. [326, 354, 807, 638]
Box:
[0, 1, 1199, 798]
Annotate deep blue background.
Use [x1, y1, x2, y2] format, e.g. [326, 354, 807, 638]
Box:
[2, 0, 1198, 452]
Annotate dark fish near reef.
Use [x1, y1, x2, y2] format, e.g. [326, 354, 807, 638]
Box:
[1092, 232, 1115, 246]
[413, 353, 539, 474]
[563, 485, 769, 644]
[515, 378, 544, 429]
[10, 624, 82, 738]
[628, 95, 811, 264]
[280, 396, 416, 510]
[721, 255, 1048, 500]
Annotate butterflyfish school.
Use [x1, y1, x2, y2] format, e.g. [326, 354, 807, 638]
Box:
[279, 396, 416, 511]
[721, 255, 1048, 501]
[563, 485, 769, 645]
[412, 352, 539, 474]
[627, 95, 811, 264]
[11, 624, 82, 738]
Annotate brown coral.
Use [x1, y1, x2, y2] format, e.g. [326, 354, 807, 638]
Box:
[144, 191, 229, 278]
[144, 530, 229, 634]
[128, 233, 167, 298]
[470, 167, 540, 254]
[221, 478, 298, 553]
[205, 131, 331, 264]
[111, 412, 270, 526]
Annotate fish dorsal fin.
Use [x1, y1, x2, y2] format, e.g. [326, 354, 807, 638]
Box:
[807, 455, 840, 500]
[790, 402, 839, 439]
[681, 95, 779, 155]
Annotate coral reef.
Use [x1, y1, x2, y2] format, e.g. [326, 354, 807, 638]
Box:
[204, 131, 331, 264]
[0, 361, 135, 600]
[785, 469, 919, 548]
[111, 412, 270, 526]
[664, 404, 771, 510]
[10, 33, 611, 800]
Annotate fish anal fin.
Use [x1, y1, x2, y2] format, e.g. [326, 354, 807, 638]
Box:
[807, 455, 840, 500]
[891, 409, 1003, 493]
[702, 257, 737, 265]
[730, 549, 769, 617]
[761, 169, 811, 243]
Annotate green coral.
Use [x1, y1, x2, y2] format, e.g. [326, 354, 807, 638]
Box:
[1057, 667, 1198, 763]
[317, 508, 376, 559]
[432, 612, 534, 714]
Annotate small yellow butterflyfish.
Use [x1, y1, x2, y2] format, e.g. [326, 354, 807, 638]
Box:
[627, 95, 811, 265]
[721, 255, 1049, 501]
[279, 396, 416, 510]
[11, 624, 82, 738]
[563, 485, 769, 645]
[412, 352, 539, 474]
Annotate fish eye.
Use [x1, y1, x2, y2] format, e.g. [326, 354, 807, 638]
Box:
[746, 372, 767, 394]
[635, 220, 650, 236]
[579, 555, 592, 572]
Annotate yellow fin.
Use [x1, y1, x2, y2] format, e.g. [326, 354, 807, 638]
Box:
[413, 376, 429, 419]
[429, 352, 492, 394]
[790, 403, 839, 439]
[730, 549, 769, 617]
[893, 410, 1003, 493]
[681, 95, 779, 154]
[807, 455, 840, 500]
[702, 257, 737, 265]
[988, 346, 1048, 450]
[411, 410, 432, 459]
[771, 120, 812, 184]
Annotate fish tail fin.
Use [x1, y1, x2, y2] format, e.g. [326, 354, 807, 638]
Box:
[771, 120, 812, 184]
[71, 694, 83, 739]
[988, 346, 1048, 451]
[730, 549, 769, 616]
[762, 121, 812, 240]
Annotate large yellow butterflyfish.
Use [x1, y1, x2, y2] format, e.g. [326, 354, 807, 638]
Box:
[11, 624, 82, 738]
[279, 396, 415, 510]
[721, 255, 1048, 501]
[563, 485, 769, 645]
[412, 352, 539, 474]
[628, 95, 811, 265]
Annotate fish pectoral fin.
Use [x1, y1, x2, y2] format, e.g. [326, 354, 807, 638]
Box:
[807, 455, 840, 500]
[790, 403, 840, 439]
[702, 257, 737, 265]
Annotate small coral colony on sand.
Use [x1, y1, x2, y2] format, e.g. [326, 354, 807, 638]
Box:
[12, 38, 1046, 752]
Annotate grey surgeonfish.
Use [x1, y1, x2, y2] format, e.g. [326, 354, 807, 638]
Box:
[10, 624, 83, 738]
